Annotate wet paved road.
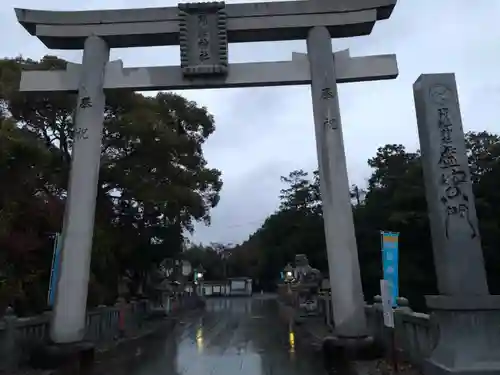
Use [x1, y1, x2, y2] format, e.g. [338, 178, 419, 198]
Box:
[113, 295, 328, 375]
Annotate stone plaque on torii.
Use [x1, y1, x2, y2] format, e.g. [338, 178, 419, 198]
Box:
[15, 0, 398, 345]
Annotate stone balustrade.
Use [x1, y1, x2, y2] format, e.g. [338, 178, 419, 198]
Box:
[365, 296, 438, 367]
[0, 295, 195, 372]
[279, 285, 437, 367]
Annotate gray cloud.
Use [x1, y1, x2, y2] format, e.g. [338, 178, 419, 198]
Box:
[2, 0, 499, 244]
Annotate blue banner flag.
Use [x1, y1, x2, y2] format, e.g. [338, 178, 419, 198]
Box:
[47, 233, 62, 307]
[381, 231, 399, 307]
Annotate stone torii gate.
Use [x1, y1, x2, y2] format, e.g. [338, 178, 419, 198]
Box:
[15, 0, 398, 345]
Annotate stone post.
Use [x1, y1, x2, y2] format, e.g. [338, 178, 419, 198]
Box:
[413, 73, 500, 375]
[395, 297, 412, 314]
[369, 296, 384, 345]
[307, 26, 367, 339]
[115, 297, 126, 338]
[1, 307, 19, 372]
[51, 35, 110, 344]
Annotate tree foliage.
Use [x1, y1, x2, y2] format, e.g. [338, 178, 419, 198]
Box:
[230, 133, 500, 311]
[3, 54, 500, 315]
[0, 56, 222, 313]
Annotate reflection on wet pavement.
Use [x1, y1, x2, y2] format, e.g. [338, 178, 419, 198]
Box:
[115, 296, 328, 375]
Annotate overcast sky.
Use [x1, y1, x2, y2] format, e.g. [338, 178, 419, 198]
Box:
[1, 0, 499, 245]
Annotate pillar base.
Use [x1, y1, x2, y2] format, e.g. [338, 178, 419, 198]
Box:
[323, 335, 383, 364]
[30, 341, 95, 371]
[424, 295, 500, 375]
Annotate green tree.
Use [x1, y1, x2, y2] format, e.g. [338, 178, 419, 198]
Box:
[233, 170, 326, 291]
[0, 115, 63, 313]
[0, 55, 223, 311]
[232, 132, 500, 310]
[279, 169, 320, 213]
[356, 144, 434, 309]
[466, 132, 500, 294]
[182, 243, 229, 280]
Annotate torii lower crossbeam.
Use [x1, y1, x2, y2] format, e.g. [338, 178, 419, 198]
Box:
[19, 49, 398, 92]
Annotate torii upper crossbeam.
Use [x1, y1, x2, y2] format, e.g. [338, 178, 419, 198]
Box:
[15, 0, 396, 48]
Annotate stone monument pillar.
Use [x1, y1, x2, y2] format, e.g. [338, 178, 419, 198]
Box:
[307, 26, 367, 338]
[51, 36, 110, 344]
[413, 73, 500, 375]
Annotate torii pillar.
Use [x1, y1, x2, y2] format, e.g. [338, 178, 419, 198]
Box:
[308, 26, 368, 339]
